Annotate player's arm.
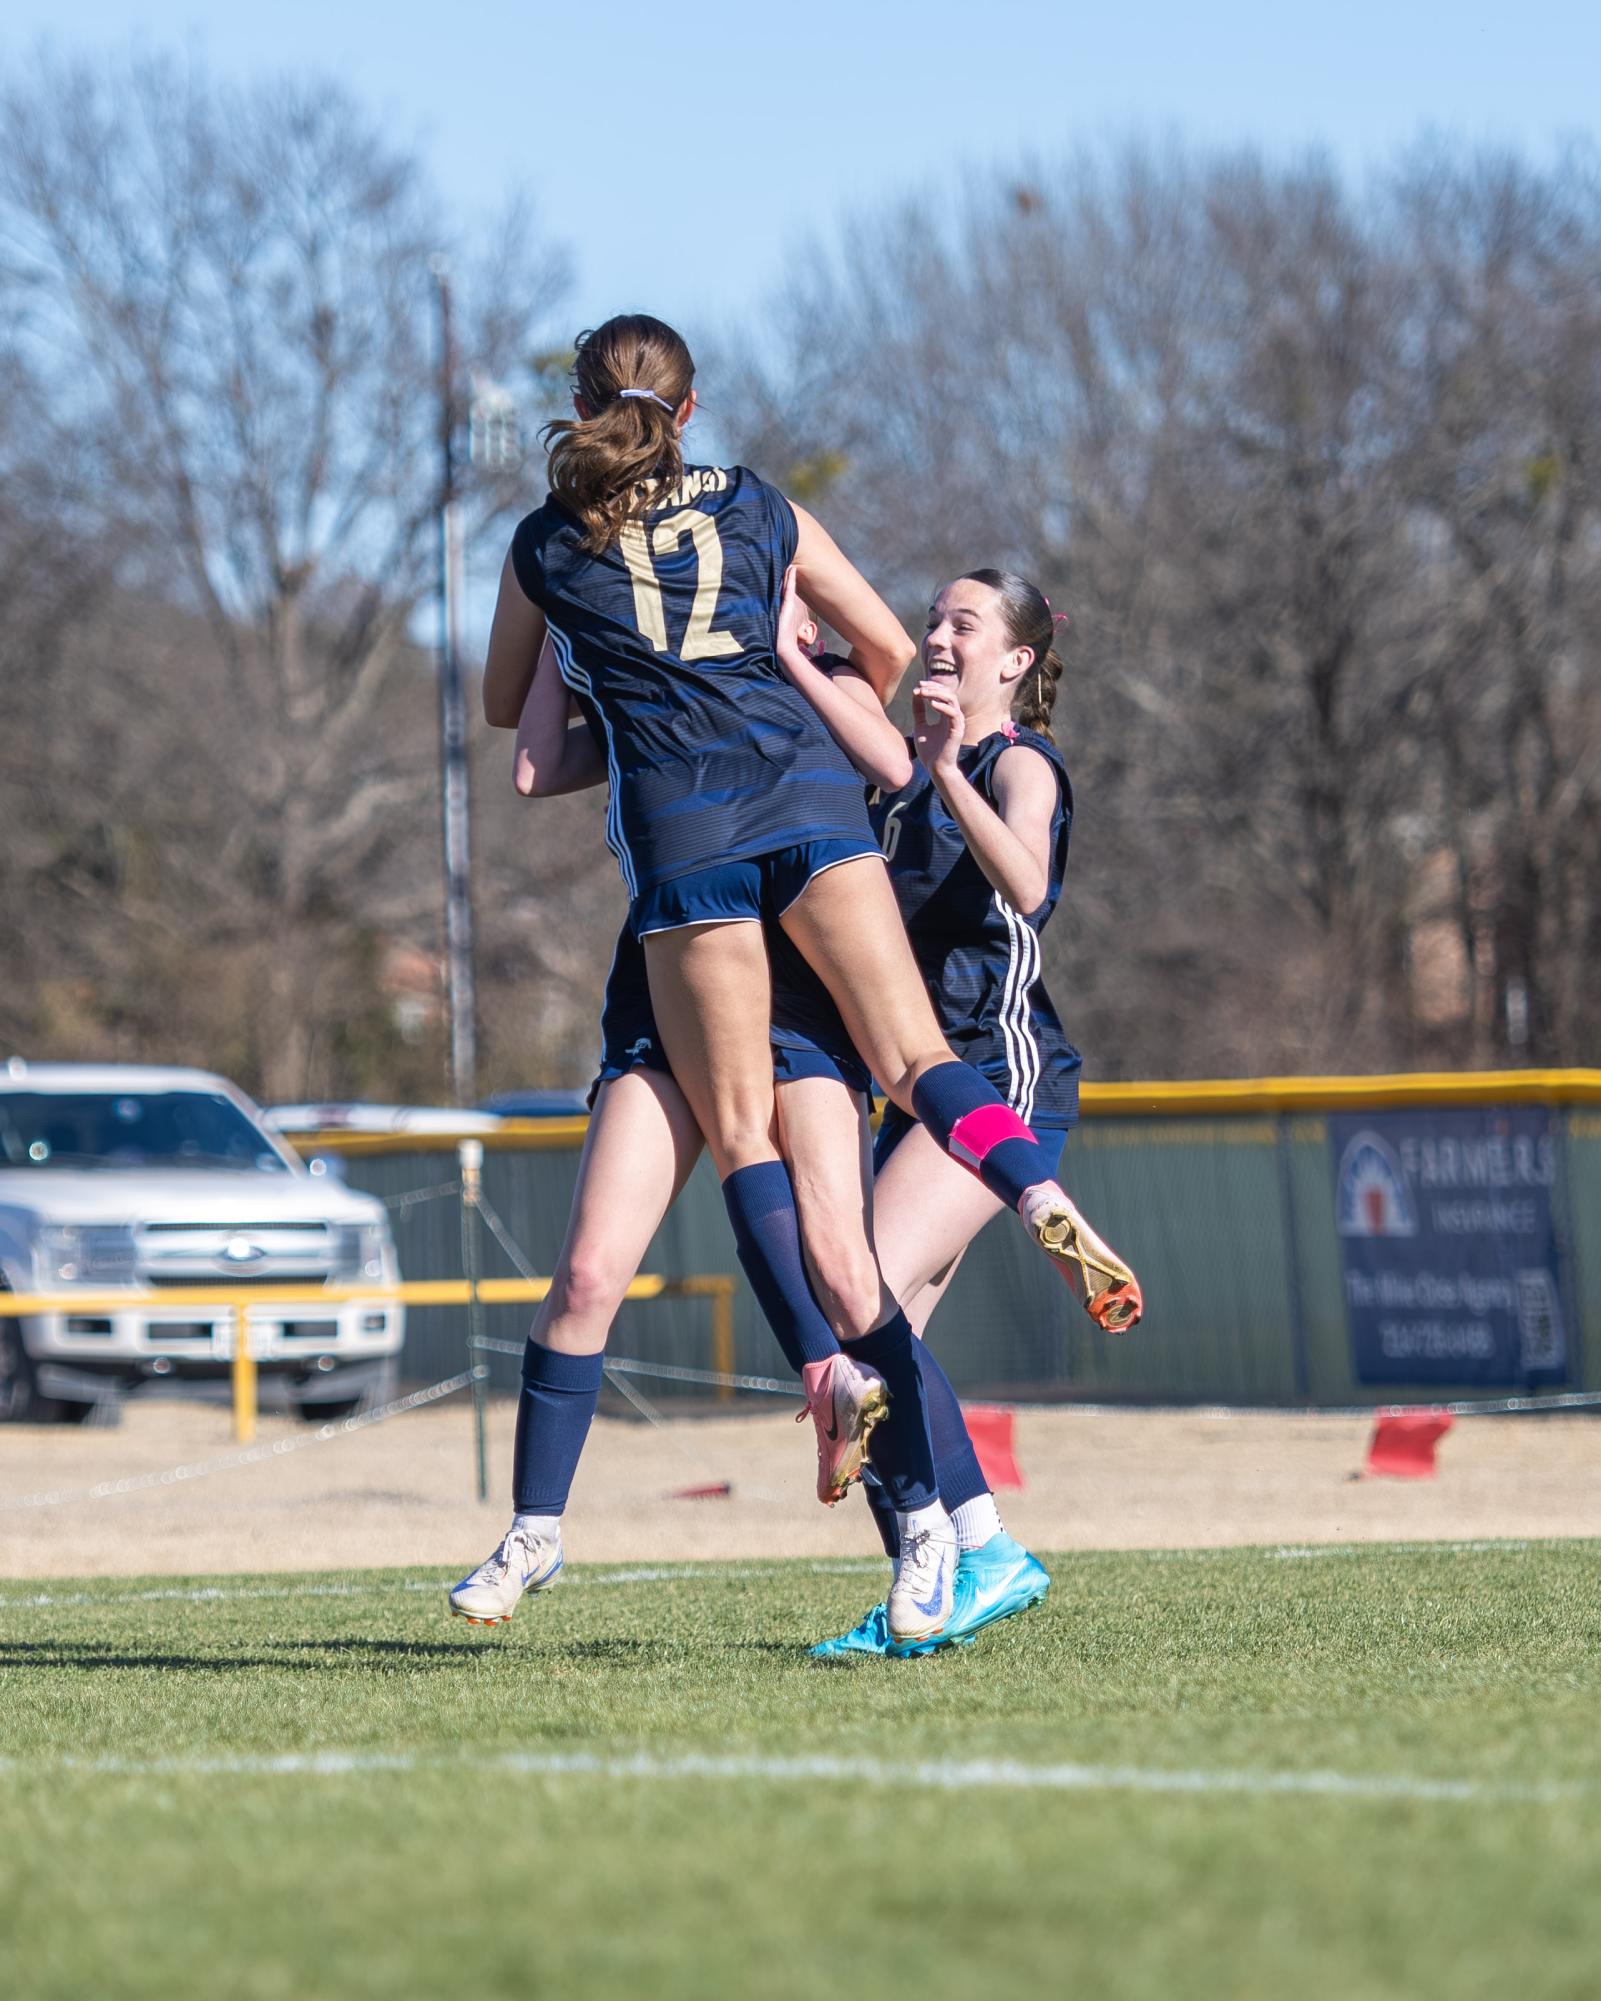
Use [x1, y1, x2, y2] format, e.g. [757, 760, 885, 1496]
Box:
[483, 545, 548, 728]
[915, 683, 1056, 914]
[514, 634, 606, 796]
[775, 568, 914, 792]
[787, 500, 916, 704]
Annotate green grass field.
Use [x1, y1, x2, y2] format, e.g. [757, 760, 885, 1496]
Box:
[2, 1540, 1598, 2000]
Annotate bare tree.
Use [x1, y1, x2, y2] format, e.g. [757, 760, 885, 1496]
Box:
[719, 141, 1601, 1076]
[8, 106, 1600, 1092]
[1386, 145, 1601, 1063]
[0, 49, 568, 1095]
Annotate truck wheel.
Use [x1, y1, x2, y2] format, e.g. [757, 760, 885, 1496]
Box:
[0, 1315, 74, 1424]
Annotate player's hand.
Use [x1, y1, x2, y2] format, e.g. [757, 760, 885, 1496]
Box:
[912, 679, 964, 777]
[775, 564, 808, 679]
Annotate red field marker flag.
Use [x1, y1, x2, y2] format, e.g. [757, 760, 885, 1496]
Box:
[1364, 1410, 1454, 1479]
[963, 1405, 1024, 1490]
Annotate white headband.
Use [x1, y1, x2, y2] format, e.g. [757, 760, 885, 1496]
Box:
[617, 387, 675, 412]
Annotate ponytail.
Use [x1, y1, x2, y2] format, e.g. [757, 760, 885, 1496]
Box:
[1014, 645, 1064, 739]
[542, 314, 695, 555]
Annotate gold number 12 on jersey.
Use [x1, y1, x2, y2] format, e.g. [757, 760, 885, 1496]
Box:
[619, 509, 741, 661]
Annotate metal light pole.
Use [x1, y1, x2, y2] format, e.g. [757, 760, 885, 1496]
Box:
[430, 257, 477, 1106]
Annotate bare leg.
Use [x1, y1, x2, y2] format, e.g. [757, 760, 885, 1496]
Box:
[644, 918, 945, 1528]
[873, 1120, 1003, 1333]
[775, 1076, 893, 1338]
[779, 857, 956, 1115]
[534, 1069, 704, 1355]
[785, 860, 1143, 1333]
[900, 1254, 966, 1338]
[642, 922, 780, 1179]
[451, 1069, 705, 1616]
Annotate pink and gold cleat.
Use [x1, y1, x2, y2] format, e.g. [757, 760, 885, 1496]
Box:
[1020, 1183, 1144, 1333]
[798, 1350, 890, 1505]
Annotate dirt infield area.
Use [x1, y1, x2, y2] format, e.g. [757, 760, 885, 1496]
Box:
[3, 1395, 1598, 1579]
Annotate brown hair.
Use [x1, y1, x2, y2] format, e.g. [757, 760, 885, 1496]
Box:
[542, 315, 695, 553]
[959, 568, 1064, 740]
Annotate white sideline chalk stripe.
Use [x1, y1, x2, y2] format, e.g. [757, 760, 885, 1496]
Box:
[0, 1745, 1581, 1806]
[3, 1544, 1548, 1611]
[0, 1560, 891, 1611]
[1270, 1539, 1531, 1561]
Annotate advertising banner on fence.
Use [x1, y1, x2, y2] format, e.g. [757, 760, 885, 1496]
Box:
[1329, 1108, 1568, 1387]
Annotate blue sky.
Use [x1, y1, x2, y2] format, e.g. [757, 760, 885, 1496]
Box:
[5, 0, 1596, 346]
[6, 2, 1593, 647]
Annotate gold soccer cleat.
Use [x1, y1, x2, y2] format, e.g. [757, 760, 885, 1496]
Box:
[1020, 1185, 1144, 1333]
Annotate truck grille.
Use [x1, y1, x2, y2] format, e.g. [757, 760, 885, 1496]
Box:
[136, 1220, 341, 1287]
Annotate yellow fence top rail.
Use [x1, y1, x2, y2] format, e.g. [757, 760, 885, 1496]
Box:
[1079, 1069, 1601, 1116]
[285, 1069, 1601, 1154]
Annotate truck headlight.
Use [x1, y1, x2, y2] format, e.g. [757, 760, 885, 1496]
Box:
[33, 1225, 138, 1288]
[335, 1222, 396, 1283]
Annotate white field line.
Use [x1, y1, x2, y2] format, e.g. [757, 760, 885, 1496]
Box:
[1267, 1539, 1532, 1561]
[0, 1560, 890, 1610]
[0, 1542, 1550, 1609]
[0, 1744, 1582, 1807]
[0, 1539, 1553, 1610]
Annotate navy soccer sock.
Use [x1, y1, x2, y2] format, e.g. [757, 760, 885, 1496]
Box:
[861, 1347, 987, 1564]
[916, 1340, 990, 1513]
[861, 1468, 901, 1562]
[911, 1060, 1052, 1212]
[721, 1161, 839, 1374]
[512, 1338, 605, 1516]
[850, 1309, 938, 1513]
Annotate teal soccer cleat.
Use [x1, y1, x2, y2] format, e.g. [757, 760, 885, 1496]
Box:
[810, 1535, 1049, 1659]
[888, 1532, 1049, 1656]
[809, 1600, 893, 1659]
[810, 1597, 976, 1660]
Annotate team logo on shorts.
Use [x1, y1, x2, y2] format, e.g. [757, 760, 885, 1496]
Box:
[1335, 1131, 1417, 1238]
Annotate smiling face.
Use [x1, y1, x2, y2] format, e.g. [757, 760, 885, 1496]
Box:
[921, 577, 1034, 720]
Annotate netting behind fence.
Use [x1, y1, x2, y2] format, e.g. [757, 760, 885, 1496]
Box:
[326, 1087, 1601, 1407]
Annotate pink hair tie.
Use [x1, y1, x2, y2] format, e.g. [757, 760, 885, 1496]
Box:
[1002, 717, 1019, 740]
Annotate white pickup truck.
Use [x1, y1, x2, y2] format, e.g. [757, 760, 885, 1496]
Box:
[0, 1062, 403, 1424]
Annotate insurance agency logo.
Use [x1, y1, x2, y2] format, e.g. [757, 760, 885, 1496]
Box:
[1335, 1131, 1418, 1237]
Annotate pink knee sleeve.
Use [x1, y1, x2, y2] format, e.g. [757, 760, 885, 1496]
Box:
[947, 1103, 1036, 1171]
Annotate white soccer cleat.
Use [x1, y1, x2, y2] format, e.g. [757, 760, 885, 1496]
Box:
[886, 1514, 958, 1645]
[448, 1524, 564, 1626]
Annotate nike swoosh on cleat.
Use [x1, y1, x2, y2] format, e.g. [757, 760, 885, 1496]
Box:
[822, 1407, 840, 1442]
[913, 1584, 947, 1617]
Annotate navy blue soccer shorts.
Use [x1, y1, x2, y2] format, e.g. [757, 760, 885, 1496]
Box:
[589, 913, 871, 1106]
[629, 837, 882, 937]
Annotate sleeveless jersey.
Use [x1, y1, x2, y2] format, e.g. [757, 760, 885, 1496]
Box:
[511, 464, 871, 897]
[869, 727, 1082, 1126]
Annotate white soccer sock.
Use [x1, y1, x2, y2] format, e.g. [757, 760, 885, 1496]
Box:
[895, 1500, 954, 1543]
[512, 1511, 562, 1543]
[951, 1494, 1003, 1552]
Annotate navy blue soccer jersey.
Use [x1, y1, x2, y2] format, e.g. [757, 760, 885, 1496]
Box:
[870, 727, 1082, 1127]
[511, 465, 871, 897]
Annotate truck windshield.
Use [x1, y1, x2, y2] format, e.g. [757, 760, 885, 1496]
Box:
[0, 1092, 290, 1172]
